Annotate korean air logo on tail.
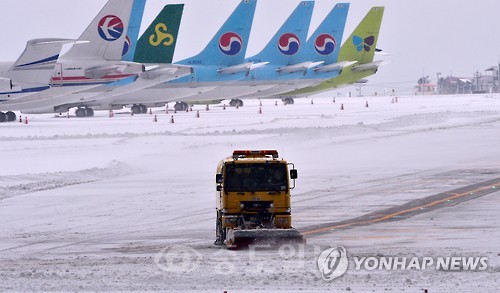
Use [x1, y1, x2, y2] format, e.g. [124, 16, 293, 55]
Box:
[219, 32, 242, 56]
[98, 15, 124, 41]
[122, 36, 131, 56]
[314, 34, 336, 55]
[278, 33, 300, 56]
[353, 35, 375, 52]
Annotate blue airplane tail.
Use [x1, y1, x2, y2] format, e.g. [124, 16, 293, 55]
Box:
[303, 3, 349, 64]
[179, 0, 256, 67]
[246, 1, 314, 65]
[122, 0, 147, 61]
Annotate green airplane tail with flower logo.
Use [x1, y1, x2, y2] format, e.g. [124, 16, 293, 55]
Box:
[280, 6, 384, 97]
[133, 4, 184, 64]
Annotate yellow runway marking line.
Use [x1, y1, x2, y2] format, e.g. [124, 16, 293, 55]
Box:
[302, 181, 500, 236]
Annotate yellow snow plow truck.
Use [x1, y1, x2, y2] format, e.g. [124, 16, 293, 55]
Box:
[214, 150, 304, 248]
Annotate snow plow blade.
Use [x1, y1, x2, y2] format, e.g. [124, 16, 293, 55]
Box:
[226, 228, 305, 249]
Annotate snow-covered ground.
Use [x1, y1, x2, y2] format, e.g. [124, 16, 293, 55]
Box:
[1, 94, 499, 292]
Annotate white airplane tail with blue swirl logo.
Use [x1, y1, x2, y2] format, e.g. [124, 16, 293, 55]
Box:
[63, 0, 134, 61]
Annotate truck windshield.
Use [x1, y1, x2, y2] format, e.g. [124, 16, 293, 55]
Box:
[224, 163, 288, 192]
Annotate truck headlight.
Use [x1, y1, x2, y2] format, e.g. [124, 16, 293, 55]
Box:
[224, 216, 238, 224]
[269, 203, 274, 208]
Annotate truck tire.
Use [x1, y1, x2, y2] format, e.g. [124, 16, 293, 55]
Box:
[214, 211, 226, 245]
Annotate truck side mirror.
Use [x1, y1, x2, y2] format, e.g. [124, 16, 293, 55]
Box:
[216, 185, 223, 192]
[290, 169, 298, 179]
[216, 174, 223, 184]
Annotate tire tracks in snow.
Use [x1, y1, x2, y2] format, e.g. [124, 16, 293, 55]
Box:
[301, 176, 500, 236]
[0, 161, 131, 201]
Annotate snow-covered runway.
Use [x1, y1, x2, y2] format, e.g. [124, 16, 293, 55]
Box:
[1, 95, 499, 291]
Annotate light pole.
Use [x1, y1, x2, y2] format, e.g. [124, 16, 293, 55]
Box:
[474, 70, 482, 93]
[436, 72, 441, 94]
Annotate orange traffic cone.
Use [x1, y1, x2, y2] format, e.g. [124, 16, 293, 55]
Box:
[275, 101, 278, 106]
[340, 103, 344, 110]
[170, 115, 175, 124]
[25, 117, 28, 124]
[149, 108, 153, 115]
[223, 104, 226, 110]
[196, 111, 200, 118]
[19, 116, 22, 123]
[186, 107, 189, 113]
[365, 101, 369, 108]
[333, 98, 336, 103]
[258, 107, 262, 114]
[311, 99, 314, 105]
[153, 115, 158, 122]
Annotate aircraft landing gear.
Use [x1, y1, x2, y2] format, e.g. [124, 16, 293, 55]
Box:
[282, 97, 294, 105]
[75, 107, 95, 118]
[131, 104, 148, 114]
[229, 99, 243, 107]
[174, 101, 189, 112]
[0, 111, 17, 123]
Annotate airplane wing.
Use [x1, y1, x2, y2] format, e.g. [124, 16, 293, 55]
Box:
[314, 61, 357, 73]
[276, 61, 324, 74]
[1, 64, 192, 113]
[103, 64, 192, 95]
[351, 60, 389, 72]
[217, 62, 269, 75]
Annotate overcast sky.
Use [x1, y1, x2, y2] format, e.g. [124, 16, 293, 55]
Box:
[1, 0, 500, 96]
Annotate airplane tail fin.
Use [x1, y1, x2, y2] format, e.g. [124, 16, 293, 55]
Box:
[179, 0, 256, 67]
[302, 3, 349, 64]
[338, 7, 384, 64]
[247, 1, 314, 65]
[7, 38, 75, 86]
[122, 0, 147, 62]
[133, 4, 184, 64]
[63, 0, 134, 61]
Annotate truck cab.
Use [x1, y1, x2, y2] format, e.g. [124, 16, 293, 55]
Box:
[214, 150, 301, 247]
